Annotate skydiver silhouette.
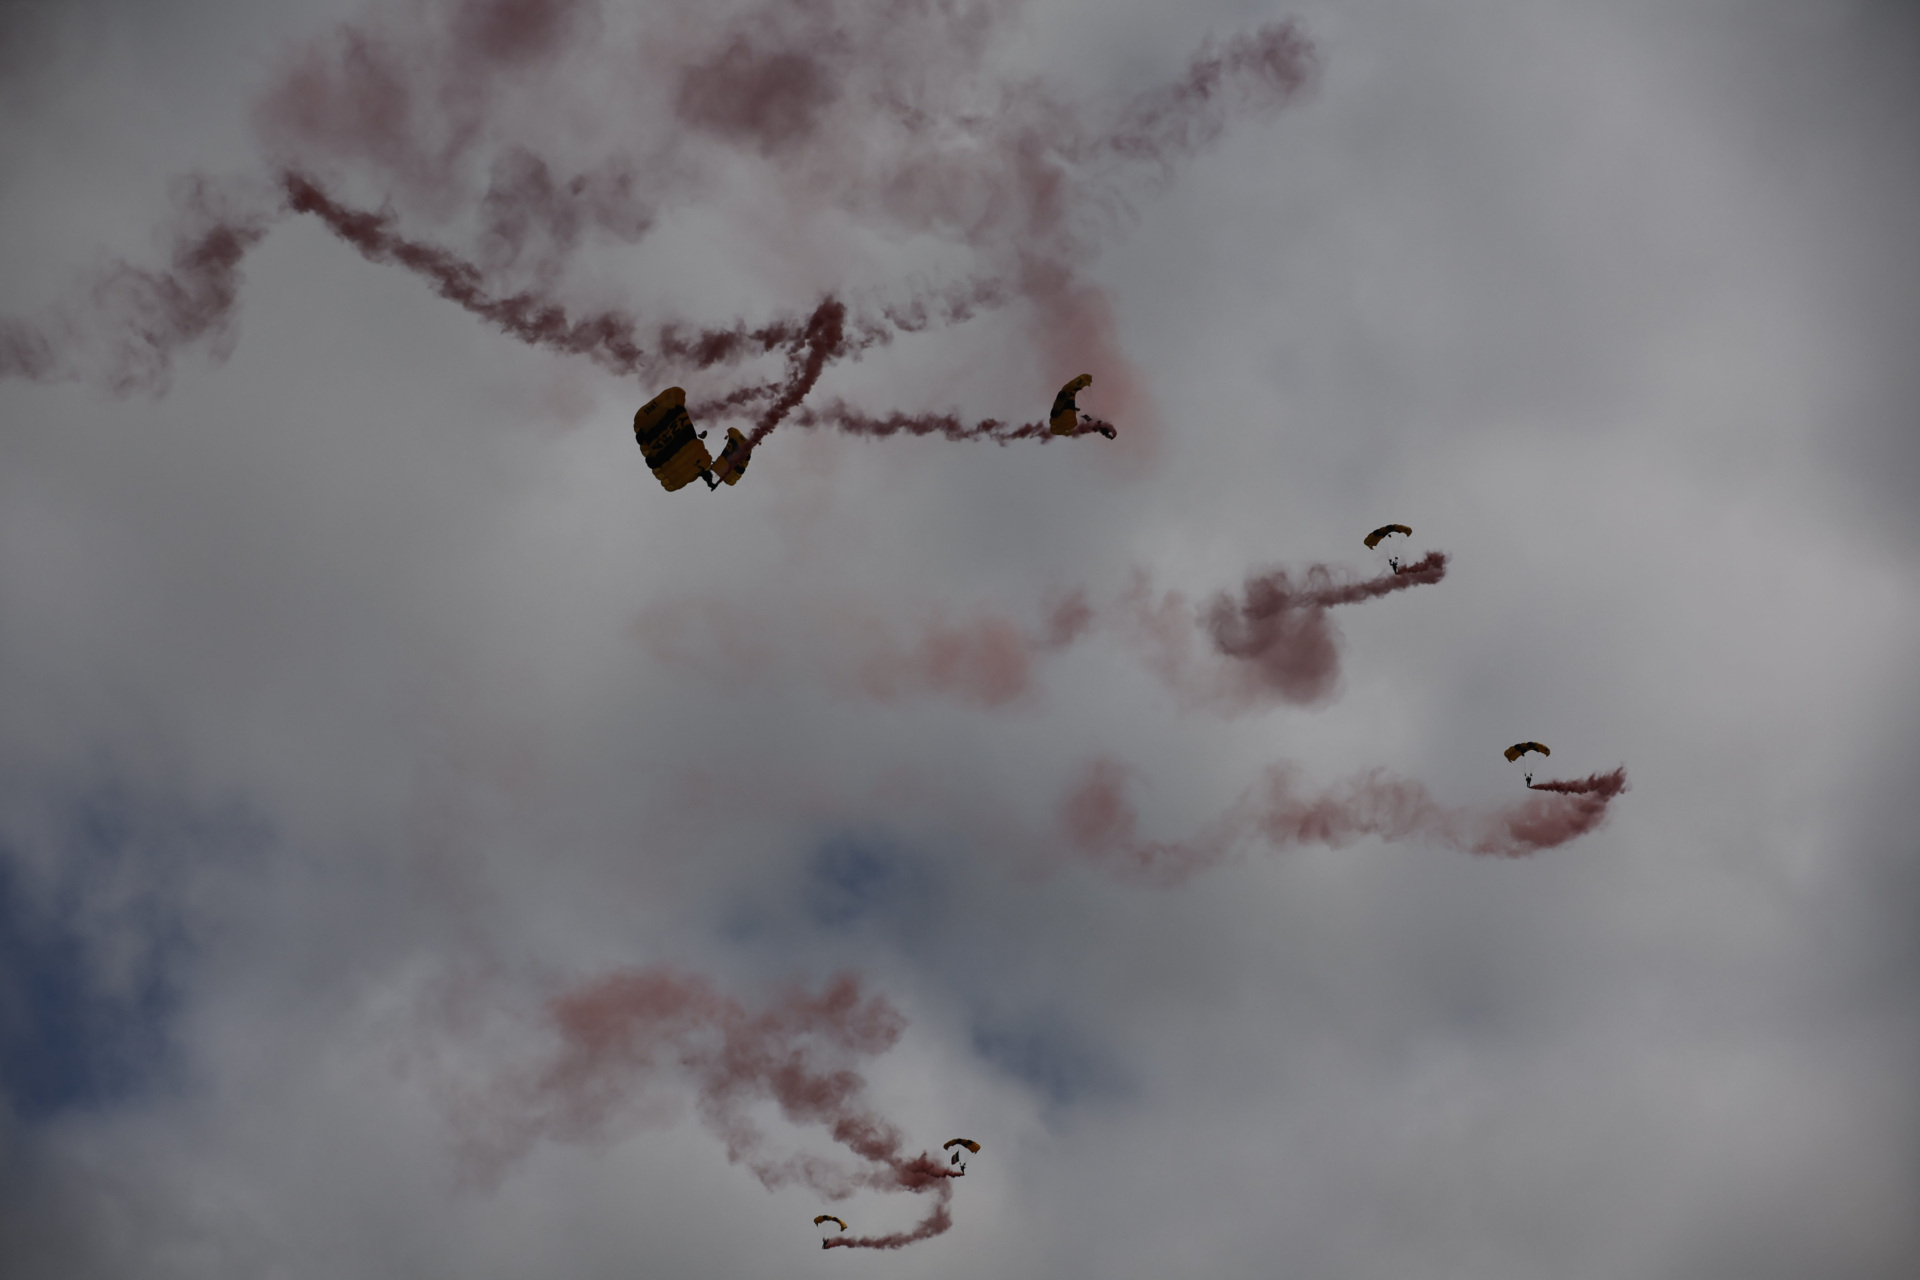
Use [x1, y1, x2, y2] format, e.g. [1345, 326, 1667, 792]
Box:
[1388, 557, 1400, 573]
[1524, 772, 1532, 787]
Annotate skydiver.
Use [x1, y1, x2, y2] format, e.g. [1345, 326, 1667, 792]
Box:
[1524, 772, 1532, 787]
[1388, 556, 1400, 573]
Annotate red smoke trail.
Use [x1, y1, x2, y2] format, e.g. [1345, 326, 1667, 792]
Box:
[6, 0, 1315, 455]
[458, 966, 960, 1248]
[634, 553, 1441, 713]
[280, 169, 856, 381]
[0, 175, 277, 395]
[1062, 760, 1629, 884]
[1128, 551, 1451, 711]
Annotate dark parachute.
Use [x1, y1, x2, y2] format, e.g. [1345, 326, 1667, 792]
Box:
[1049, 374, 1116, 439]
[1364, 524, 1413, 549]
[634, 387, 718, 492]
[1504, 741, 1551, 762]
[712, 426, 754, 487]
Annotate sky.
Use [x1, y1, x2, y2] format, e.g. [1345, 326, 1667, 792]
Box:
[1, 0, 1917, 1276]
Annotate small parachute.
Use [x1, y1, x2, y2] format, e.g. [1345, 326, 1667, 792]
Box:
[1048, 374, 1116, 439]
[1364, 524, 1413, 550]
[813, 1215, 848, 1232]
[712, 426, 753, 486]
[943, 1138, 981, 1154]
[634, 387, 718, 492]
[1504, 741, 1551, 762]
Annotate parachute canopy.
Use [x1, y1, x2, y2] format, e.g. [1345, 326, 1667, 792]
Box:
[1049, 374, 1113, 438]
[713, 426, 753, 486]
[634, 387, 717, 492]
[1364, 523, 1413, 549]
[1504, 741, 1551, 761]
[813, 1215, 848, 1232]
[942, 1138, 982, 1154]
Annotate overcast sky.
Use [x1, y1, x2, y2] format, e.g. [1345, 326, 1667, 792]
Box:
[2, 1, 1917, 1277]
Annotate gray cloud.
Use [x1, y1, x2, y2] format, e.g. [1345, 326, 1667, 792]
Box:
[1, 0, 1916, 1277]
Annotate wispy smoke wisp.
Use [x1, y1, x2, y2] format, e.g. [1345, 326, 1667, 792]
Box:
[1061, 760, 1630, 884]
[455, 966, 960, 1247]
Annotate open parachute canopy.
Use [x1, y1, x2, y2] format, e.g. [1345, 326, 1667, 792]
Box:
[712, 426, 753, 486]
[634, 387, 717, 492]
[1364, 523, 1413, 549]
[942, 1138, 982, 1154]
[1049, 374, 1115, 439]
[1504, 741, 1551, 762]
[813, 1215, 848, 1232]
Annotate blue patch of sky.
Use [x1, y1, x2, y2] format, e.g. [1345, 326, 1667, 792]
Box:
[724, 826, 1131, 1113]
[0, 781, 267, 1122]
[971, 1013, 1131, 1111]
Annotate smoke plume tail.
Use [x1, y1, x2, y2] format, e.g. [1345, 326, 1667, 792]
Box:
[1061, 759, 1630, 884]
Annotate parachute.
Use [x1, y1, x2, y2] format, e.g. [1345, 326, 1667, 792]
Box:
[634, 387, 718, 492]
[712, 426, 753, 486]
[1363, 524, 1413, 550]
[813, 1215, 848, 1232]
[942, 1138, 981, 1154]
[1048, 374, 1116, 439]
[1504, 741, 1551, 762]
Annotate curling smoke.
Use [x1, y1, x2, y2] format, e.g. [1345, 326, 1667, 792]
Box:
[635, 555, 1444, 712]
[0, 175, 277, 396]
[1126, 551, 1451, 711]
[1062, 760, 1629, 884]
[3, 0, 1316, 459]
[455, 966, 960, 1249]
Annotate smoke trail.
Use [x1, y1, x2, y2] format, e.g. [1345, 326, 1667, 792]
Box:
[5, 0, 1315, 453]
[1061, 760, 1629, 884]
[634, 554, 1442, 713]
[1126, 551, 1451, 711]
[456, 966, 960, 1247]
[0, 175, 277, 395]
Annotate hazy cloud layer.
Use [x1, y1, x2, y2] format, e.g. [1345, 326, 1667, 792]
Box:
[2, 1, 1917, 1277]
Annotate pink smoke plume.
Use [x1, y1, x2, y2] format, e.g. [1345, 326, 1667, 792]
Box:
[456, 966, 960, 1250]
[4, 0, 1316, 459]
[1062, 759, 1629, 884]
[634, 553, 1444, 713]
[0, 175, 276, 395]
[1124, 550, 1451, 711]
[634, 588, 1093, 710]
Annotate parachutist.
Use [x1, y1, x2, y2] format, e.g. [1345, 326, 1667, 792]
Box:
[1051, 374, 1115, 438]
[634, 387, 720, 493]
[1387, 557, 1400, 573]
[1525, 772, 1532, 787]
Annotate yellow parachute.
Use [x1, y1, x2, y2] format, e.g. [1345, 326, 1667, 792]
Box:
[1048, 374, 1115, 439]
[712, 426, 753, 486]
[634, 387, 718, 492]
[1364, 523, 1413, 549]
[1504, 741, 1551, 762]
[942, 1138, 982, 1153]
[813, 1215, 848, 1232]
